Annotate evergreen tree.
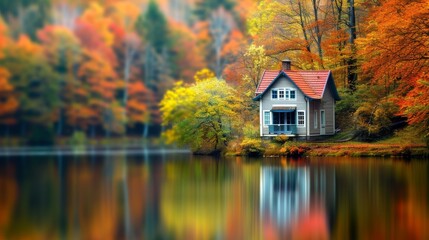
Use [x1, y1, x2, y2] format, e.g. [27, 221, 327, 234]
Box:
[135, 1, 170, 54]
[194, 0, 235, 20]
[0, 0, 51, 39]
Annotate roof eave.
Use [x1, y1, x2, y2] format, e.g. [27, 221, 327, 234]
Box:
[319, 71, 341, 101]
[254, 70, 267, 95]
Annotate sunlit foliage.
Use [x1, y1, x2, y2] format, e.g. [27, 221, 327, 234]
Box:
[160, 76, 240, 153]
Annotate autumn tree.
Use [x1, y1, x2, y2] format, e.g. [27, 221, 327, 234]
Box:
[0, 18, 18, 136]
[169, 21, 206, 82]
[209, 7, 233, 78]
[126, 80, 150, 134]
[160, 75, 240, 153]
[400, 77, 429, 144]
[358, 0, 429, 140]
[69, 50, 123, 136]
[0, 0, 51, 39]
[37, 25, 82, 136]
[1, 36, 60, 144]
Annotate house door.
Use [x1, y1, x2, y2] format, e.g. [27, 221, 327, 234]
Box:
[320, 110, 326, 135]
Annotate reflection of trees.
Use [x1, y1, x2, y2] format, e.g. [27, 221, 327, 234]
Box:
[330, 160, 429, 240]
[0, 157, 428, 239]
[0, 163, 17, 238]
[160, 158, 261, 240]
[67, 156, 118, 240]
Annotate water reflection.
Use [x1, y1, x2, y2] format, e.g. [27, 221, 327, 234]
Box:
[0, 155, 428, 239]
[260, 167, 310, 227]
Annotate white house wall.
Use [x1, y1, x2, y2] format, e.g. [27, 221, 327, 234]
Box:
[261, 76, 308, 136]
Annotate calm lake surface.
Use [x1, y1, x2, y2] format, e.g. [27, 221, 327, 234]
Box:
[0, 152, 428, 240]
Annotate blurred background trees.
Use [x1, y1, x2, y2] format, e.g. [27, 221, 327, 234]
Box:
[0, 0, 427, 145]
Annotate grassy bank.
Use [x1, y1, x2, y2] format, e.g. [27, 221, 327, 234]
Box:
[303, 142, 428, 158]
[226, 129, 429, 158]
[227, 140, 429, 158]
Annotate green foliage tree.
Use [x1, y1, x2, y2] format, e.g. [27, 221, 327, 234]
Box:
[194, 0, 235, 20]
[135, 0, 170, 54]
[1, 38, 60, 144]
[160, 76, 240, 153]
[0, 0, 51, 39]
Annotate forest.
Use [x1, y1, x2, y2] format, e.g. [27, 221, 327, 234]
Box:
[0, 0, 428, 150]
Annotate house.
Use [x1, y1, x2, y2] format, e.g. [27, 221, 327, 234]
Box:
[253, 59, 340, 138]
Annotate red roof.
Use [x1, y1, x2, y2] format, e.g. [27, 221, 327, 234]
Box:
[255, 70, 331, 99]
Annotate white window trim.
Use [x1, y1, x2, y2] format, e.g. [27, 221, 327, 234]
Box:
[263, 110, 271, 127]
[314, 110, 318, 129]
[271, 88, 297, 101]
[289, 89, 296, 100]
[297, 110, 305, 128]
[320, 109, 326, 128]
[271, 89, 278, 100]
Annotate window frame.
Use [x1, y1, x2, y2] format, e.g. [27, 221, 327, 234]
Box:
[278, 89, 285, 99]
[271, 88, 297, 101]
[263, 110, 271, 126]
[297, 110, 305, 127]
[289, 90, 296, 100]
[271, 89, 278, 100]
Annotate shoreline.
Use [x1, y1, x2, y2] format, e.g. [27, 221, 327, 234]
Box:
[227, 142, 429, 159]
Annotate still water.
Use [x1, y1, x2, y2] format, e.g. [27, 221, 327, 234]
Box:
[0, 152, 428, 240]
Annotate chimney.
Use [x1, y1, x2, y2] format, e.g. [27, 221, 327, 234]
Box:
[281, 59, 291, 71]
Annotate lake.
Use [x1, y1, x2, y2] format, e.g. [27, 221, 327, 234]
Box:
[0, 152, 428, 239]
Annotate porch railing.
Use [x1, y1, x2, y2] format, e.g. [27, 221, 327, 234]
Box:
[268, 124, 297, 134]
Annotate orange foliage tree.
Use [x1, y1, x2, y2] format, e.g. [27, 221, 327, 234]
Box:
[68, 50, 123, 135]
[358, 0, 429, 139]
[0, 18, 18, 128]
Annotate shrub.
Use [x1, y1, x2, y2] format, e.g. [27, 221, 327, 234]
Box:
[282, 142, 309, 157]
[69, 131, 87, 146]
[240, 138, 264, 156]
[243, 123, 259, 138]
[273, 135, 289, 144]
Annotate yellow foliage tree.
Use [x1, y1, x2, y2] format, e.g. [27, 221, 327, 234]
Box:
[160, 76, 240, 153]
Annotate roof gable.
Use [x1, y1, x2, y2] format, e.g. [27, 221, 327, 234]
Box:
[254, 70, 340, 101]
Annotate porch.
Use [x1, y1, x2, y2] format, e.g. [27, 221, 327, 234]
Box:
[268, 124, 297, 135]
[268, 109, 297, 135]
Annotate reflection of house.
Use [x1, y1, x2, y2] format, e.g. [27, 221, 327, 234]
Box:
[253, 60, 340, 137]
[260, 167, 310, 226]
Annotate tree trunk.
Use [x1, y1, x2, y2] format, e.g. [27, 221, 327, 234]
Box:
[91, 124, 96, 139]
[347, 0, 357, 92]
[143, 123, 149, 139]
[57, 108, 63, 136]
[298, 2, 314, 64]
[312, 0, 324, 68]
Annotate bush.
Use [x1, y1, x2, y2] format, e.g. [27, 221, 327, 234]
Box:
[282, 142, 309, 157]
[243, 123, 259, 138]
[240, 138, 264, 156]
[273, 135, 289, 144]
[69, 131, 87, 146]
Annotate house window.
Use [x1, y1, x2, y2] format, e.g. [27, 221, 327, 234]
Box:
[264, 111, 270, 126]
[278, 89, 285, 99]
[297, 111, 305, 126]
[272, 89, 278, 99]
[272, 88, 296, 100]
[290, 90, 296, 99]
[314, 110, 318, 129]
